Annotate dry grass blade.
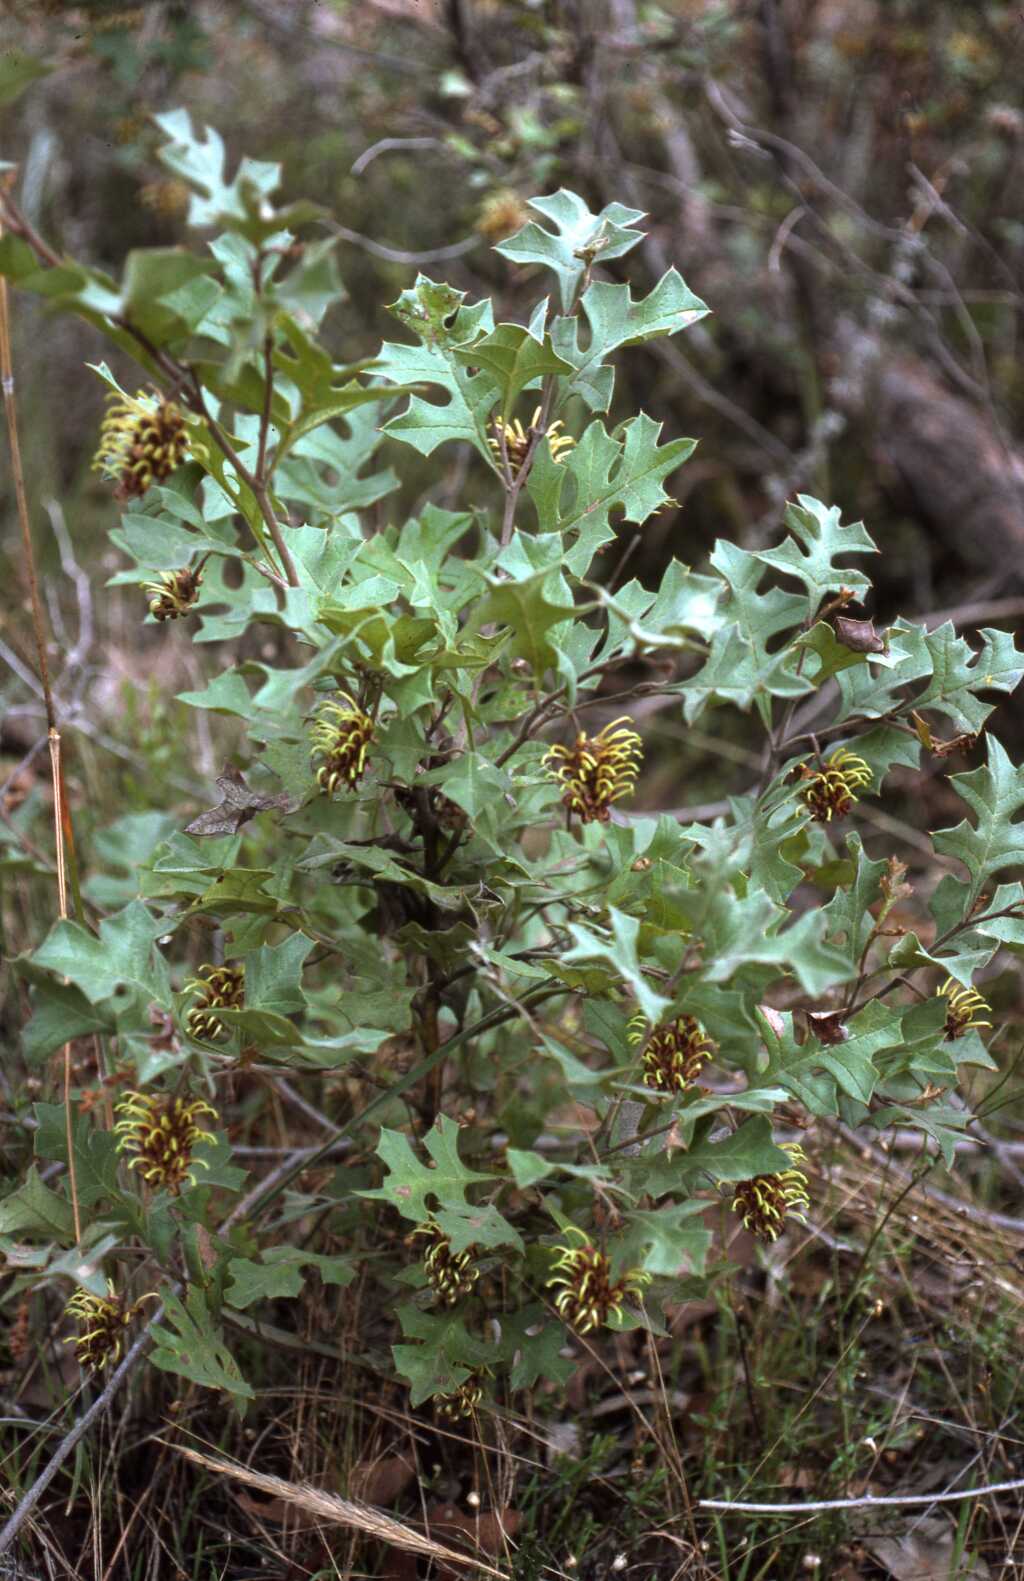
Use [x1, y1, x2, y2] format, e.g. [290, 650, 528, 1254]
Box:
[157, 1441, 507, 1577]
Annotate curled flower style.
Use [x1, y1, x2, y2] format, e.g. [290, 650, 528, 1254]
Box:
[628, 1011, 715, 1095]
[544, 717, 643, 825]
[434, 1372, 488, 1422]
[798, 749, 872, 822]
[938, 977, 993, 1041]
[548, 1228, 651, 1334]
[114, 1090, 217, 1195]
[411, 1220, 479, 1305]
[729, 1142, 811, 1244]
[310, 695, 375, 796]
[185, 963, 245, 1042]
[64, 1281, 154, 1372]
[488, 405, 574, 473]
[93, 389, 189, 501]
[143, 564, 204, 622]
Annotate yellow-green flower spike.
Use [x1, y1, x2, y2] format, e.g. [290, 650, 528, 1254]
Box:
[114, 1091, 217, 1195]
[729, 1142, 811, 1243]
[547, 1227, 651, 1334]
[938, 977, 993, 1041]
[798, 748, 872, 822]
[544, 717, 643, 825]
[310, 695, 375, 796]
[93, 389, 188, 501]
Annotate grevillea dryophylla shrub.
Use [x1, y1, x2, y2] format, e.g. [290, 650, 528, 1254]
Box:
[5, 111, 1024, 1414]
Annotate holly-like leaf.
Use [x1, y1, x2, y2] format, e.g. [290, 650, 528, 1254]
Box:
[465, 567, 577, 675]
[0, 1167, 75, 1243]
[674, 1115, 793, 1185]
[154, 108, 308, 240]
[360, 1115, 495, 1223]
[226, 1248, 354, 1309]
[933, 735, 1024, 902]
[553, 271, 709, 411]
[31, 900, 167, 1007]
[33, 1105, 121, 1209]
[563, 908, 670, 1026]
[904, 623, 1024, 735]
[150, 1286, 254, 1409]
[619, 1203, 711, 1278]
[376, 275, 496, 459]
[451, 322, 571, 421]
[495, 189, 646, 312]
[532, 413, 696, 572]
[392, 1305, 494, 1405]
[753, 496, 877, 616]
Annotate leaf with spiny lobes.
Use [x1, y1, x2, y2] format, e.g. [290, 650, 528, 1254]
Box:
[465, 567, 577, 675]
[933, 735, 1024, 902]
[551, 270, 710, 412]
[154, 107, 323, 240]
[495, 189, 647, 313]
[753, 495, 877, 616]
[359, 1115, 495, 1224]
[528, 413, 696, 574]
[150, 1287, 254, 1410]
[451, 323, 571, 422]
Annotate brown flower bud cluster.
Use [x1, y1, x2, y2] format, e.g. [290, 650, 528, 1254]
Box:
[729, 1142, 810, 1243]
[628, 1012, 715, 1094]
[412, 1221, 479, 1306]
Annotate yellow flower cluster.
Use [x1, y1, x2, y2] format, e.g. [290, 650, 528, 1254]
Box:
[628, 1011, 715, 1094]
[93, 389, 188, 501]
[64, 1281, 152, 1372]
[798, 748, 872, 822]
[412, 1220, 479, 1306]
[310, 695, 376, 795]
[544, 717, 643, 825]
[729, 1142, 810, 1243]
[488, 405, 574, 473]
[114, 1090, 217, 1195]
[185, 963, 245, 1042]
[547, 1229, 650, 1334]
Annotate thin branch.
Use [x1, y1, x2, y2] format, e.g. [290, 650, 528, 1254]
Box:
[327, 221, 480, 266]
[0, 1316, 162, 1556]
[699, 1476, 1024, 1514]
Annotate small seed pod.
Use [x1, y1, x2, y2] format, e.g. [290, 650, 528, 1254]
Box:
[547, 1228, 651, 1334]
[184, 963, 245, 1042]
[729, 1142, 811, 1243]
[544, 717, 643, 825]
